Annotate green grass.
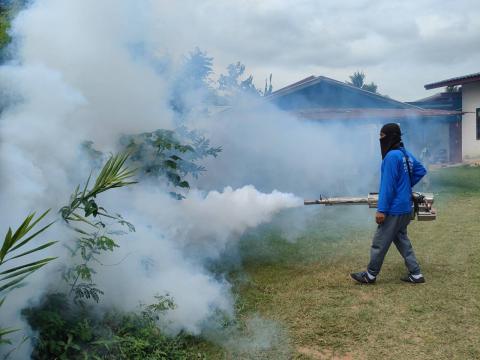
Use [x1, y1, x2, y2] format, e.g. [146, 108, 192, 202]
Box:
[205, 166, 480, 359]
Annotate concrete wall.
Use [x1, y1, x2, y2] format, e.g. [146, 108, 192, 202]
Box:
[462, 83, 480, 159]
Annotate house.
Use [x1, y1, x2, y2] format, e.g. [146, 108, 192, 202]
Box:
[267, 75, 461, 162]
[407, 91, 462, 163]
[424, 72, 480, 161]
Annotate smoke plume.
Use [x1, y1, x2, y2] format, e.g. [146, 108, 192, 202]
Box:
[0, 0, 381, 356]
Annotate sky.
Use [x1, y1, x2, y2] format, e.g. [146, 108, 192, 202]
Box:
[146, 0, 480, 101]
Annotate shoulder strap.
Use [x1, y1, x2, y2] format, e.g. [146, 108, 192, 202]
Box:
[399, 148, 413, 188]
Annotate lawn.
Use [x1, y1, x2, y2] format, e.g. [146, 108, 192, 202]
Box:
[206, 166, 480, 359]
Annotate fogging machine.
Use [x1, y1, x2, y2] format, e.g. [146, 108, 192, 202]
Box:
[304, 192, 436, 221]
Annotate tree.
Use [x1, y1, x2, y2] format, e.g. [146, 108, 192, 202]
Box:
[182, 47, 214, 90]
[119, 127, 221, 199]
[169, 47, 216, 114]
[346, 71, 378, 94]
[263, 73, 273, 96]
[0, 0, 26, 56]
[0, 3, 12, 51]
[218, 62, 261, 98]
[168, 49, 273, 108]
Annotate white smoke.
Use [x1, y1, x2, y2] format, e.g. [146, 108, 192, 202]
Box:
[135, 185, 302, 257]
[0, 0, 379, 356]
[0, 3, 306, 349]
[187, 98, 380, 197]
[95, 185, 301, 334]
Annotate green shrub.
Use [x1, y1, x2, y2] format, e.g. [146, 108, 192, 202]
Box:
[22, 293, 207, 359]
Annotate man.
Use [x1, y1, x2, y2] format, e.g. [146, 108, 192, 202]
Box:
[351, 123, 427, 284]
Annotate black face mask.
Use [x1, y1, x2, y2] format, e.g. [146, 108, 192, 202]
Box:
[380, 123, 403, 159]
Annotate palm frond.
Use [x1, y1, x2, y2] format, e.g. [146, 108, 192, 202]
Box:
[0, 212, 57, 295]
[61, 152, 137, 223]
[0, 211, 57, 345]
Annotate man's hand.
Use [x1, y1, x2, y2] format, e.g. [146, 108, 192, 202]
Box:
[375, 212, 386, 225]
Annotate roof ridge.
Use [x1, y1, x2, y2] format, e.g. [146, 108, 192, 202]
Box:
[267, 75, 319, 98]
[268, 74, 423, 110]
[320, 76, 425, 110]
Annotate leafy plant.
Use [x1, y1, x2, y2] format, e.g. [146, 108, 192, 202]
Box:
[60, 152, 136, 223]
[120, 128, 221, 199]
[142, 294, 176, 319]
[0, 211, 57, 345]
[60, 152, 136, 305]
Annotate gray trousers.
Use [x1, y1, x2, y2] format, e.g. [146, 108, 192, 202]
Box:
[367, 214, 421, 277]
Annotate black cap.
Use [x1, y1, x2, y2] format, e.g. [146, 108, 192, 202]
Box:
[381, 123, 401, 136]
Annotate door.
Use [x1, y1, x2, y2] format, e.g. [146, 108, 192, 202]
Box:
[449, 118, 462, 163]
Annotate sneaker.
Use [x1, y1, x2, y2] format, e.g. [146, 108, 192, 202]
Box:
[350, 271, 376, 284]
[400, 274, 426, 284]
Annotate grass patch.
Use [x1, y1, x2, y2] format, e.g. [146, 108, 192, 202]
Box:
[429, 165, 480, 195]
[209, 166, 480, 359]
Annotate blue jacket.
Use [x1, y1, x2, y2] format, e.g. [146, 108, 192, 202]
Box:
[377, 148, 427, 215]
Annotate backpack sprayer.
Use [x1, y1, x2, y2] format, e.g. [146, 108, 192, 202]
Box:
[304, 192, 436, 221]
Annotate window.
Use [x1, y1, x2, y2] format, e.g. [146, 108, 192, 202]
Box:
[477, 108, 480, 140]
